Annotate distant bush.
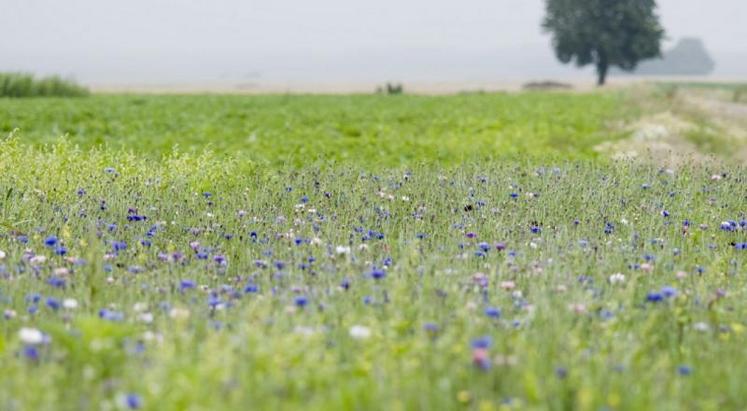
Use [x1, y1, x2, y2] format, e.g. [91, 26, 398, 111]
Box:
[0, 72, 89, 97]
[375, 82, 404, 95]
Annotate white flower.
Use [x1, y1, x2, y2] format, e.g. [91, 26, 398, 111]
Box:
[693, 322, 710, 332]
[335, 245, 351, 255]
[294, 326, 316, 336]
[609, 273, 626, 284]
[139, 312, 154, 323]
[169, 307, 190, 320]
[29, 255, 47, 265]
[500, 281, 516, 290]
[63, 298, 78, 309]
[349, 325, 371, 340]
[0, 250, 5, 260]
[19, 327, 45, 345]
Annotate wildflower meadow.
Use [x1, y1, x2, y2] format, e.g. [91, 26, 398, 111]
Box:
[1, 86, 746, 410]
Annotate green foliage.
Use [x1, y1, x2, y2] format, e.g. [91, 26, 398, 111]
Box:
[0, 72, 89, 98]
[542, 0, 665, 85]
[0, 92, 631, 166]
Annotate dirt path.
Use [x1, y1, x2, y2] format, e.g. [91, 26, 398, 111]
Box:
[595, 87, 747, 166]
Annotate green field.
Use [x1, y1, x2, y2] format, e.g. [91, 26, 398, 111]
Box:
[0, 92, 631, 166]
[1, 88, 746, 410]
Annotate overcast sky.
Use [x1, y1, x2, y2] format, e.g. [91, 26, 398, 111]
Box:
[2, 0, 746, 85]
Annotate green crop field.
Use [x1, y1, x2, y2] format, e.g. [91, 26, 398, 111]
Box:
[1, 86, 746, 411]
[0, 92, 631, 166]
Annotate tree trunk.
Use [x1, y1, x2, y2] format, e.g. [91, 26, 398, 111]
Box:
[596, 55, 609, 86]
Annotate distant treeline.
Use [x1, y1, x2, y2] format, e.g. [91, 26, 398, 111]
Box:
[0, 72, 89, 97]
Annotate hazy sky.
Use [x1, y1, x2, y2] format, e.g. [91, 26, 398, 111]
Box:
[2, 0, 746, 85]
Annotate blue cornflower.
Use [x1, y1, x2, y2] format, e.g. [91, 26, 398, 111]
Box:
[530, 226, 542, 234]
[46, 297, 61, 311]
[112, 241, 127, 252]
[125, 393, 143, 409]
[127, 214, 147, 222]
[661, 286, 678, 298]
[294, 296, 309, 308]
[661, 210, 670, 217]
[54, 246, 67, 256]
[207, 294, 222, 308]
[646, 292, 664, 303]
[196, 251, 209, 260]
[370, 267, 386, 280]
[677, 365, 692, 376]
[179, 279, 196, 291]
[22, 346, 39, 361]
[721, 221, 738, 231]
[470, 336, 492, 349]
[340, 278, 351, 290]
[423, 323, 439, 333]
[478, 242, 491, 252]
[244, 284, 259, 293]
[99, 309, 124, 321]
[509, 192, 519, 199]
[47, 277, 66, 288]
[44, 235, 58, 247]
[484, 307, 501, 318]
[735, 243, 747, 250]
[604, 222, 615, 234]
[300, 195, 309, 203]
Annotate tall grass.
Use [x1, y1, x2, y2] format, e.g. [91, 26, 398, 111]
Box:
[0, 72, 89, 98]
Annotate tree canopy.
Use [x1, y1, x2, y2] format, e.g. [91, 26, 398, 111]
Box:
[543, 0, 665, 85]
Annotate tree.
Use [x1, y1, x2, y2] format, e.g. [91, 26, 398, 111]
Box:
[542, 0, 665, 86]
